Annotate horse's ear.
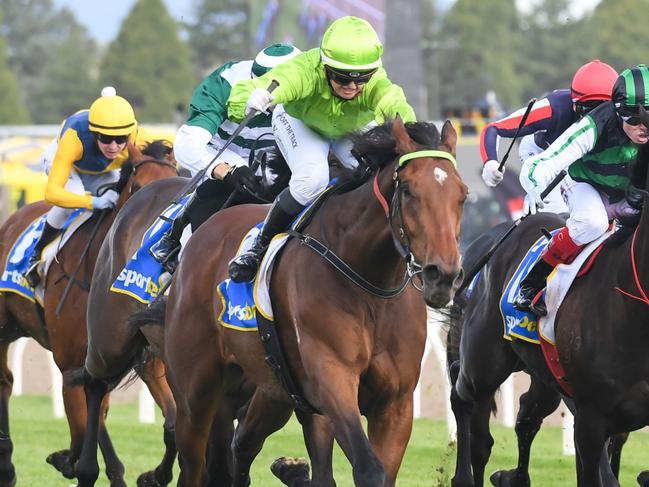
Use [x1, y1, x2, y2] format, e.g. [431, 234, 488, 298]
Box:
[165, 149, 177, 167]
[440, 120, 458, 157]
[392, 114, 417, 155]
[127, 139, 143, 162]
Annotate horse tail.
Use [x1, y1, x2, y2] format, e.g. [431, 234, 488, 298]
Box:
[126, 296, 168, 334]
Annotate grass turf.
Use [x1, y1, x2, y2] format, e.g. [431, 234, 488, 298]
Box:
[7, 395, 649, 485]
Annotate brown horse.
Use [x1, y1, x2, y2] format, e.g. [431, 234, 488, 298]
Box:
[157, 117, 467, 486]
[0, 140, 177, 486]
[448, 119, 649, 487]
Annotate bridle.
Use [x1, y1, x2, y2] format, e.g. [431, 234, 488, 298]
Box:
[130, 158, 179, 193]
[373, 149, 458, 291]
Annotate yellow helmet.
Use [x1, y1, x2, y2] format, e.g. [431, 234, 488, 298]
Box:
[88, 87, 137, 136]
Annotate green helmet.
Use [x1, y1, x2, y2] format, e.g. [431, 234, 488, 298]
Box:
[320, 16, 383, 71]
[252, 43, 301, 78]
[613, 64, 649, 112]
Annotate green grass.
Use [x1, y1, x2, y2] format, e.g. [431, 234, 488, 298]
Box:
[7, 395, 649, 485]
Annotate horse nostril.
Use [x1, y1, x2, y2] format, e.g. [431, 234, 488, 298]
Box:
[423, 265, 440, 282]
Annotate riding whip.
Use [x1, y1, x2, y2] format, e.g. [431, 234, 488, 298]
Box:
[456, 169, 567, 296]
[172, 79, 280, 204]
[498, 98, 537, 172]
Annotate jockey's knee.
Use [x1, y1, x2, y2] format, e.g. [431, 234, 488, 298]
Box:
[46, 206, 74, 229]
[567, 212, 609, 245]
[289, 171, 329, 206]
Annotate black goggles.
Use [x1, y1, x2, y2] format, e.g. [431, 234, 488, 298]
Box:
[95, 133, 129, 144]
[574, 100, 603, 117]
[326, 66, 377, 86]
[621, 114, 644, 126]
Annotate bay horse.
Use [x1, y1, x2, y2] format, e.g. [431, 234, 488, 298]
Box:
[448, 130, 649, 487]
[159, 117, 467, 486]
[0, 140, 177, 486]
[75, 147, 292, 487]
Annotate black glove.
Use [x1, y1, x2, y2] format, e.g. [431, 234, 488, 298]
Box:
[223, 165, 260, 193]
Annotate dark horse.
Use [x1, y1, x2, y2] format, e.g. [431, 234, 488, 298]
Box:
[0, 140, 177, 486]
[156, 117, 467, 486]
[448, 133, 649, 487]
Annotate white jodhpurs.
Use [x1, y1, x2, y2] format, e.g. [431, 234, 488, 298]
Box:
[271, 104, 358, 206]
[560, 174, 610, 246]
[519, 134, 568, 214]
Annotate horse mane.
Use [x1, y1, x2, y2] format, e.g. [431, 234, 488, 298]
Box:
[114, 139, 175, 193]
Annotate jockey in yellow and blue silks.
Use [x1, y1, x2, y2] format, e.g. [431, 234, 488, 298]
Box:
[226, 16, 416, 283]
[24, 87, 138, 287]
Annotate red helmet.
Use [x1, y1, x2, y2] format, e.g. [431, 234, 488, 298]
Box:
[571, 59, 618, 103]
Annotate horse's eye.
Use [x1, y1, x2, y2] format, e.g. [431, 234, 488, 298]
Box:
[402, 185, 412, 198]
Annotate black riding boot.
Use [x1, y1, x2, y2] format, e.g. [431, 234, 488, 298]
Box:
[149, 193, 199, 273]
[512, 258, 555, 316]
[228, 190, 303, 283]
[24, 222, 62, 288]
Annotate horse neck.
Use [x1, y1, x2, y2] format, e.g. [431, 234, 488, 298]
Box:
[319, 165, 405, 286]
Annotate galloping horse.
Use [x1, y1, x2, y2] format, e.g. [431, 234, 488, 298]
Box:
[75, 148, 291, 487]
[448, 122, 649, 487]
[0, 140, 177, 486]
[158, 117, 467, 486]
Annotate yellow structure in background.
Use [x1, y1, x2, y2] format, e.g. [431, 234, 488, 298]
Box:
[0, 126, 177, 222]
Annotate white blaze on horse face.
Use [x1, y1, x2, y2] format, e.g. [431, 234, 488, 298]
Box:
[434, 167, 448, 185]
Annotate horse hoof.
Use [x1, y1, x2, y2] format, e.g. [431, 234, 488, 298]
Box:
[270, 457, 310, 485]
[637, 470, 649, 486]
[490, 469, 530, 487]
[46, 449, 76, 479]
[137, 470, 165, 487]
[0, 476, 16, 487]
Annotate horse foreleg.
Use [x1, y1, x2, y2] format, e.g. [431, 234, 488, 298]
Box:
[136, 356, 177, 487]
[75, 372, 109, 487]
[231, 390, 293, 487]
[46, 383, 86, 479]
[574, 409, 613, 487]
[0, 341, 15, 487]
[97, 394, 126, 487]
[366, 393, 414, 487]
[204, 399, 236, 487]
[449, 360, 475, 487]
[607, 432, 629, 479]
[295, 411, 335, 487]
[490, 378, 561, 487]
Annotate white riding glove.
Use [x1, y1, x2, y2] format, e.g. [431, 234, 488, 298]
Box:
[481, 159, 504, 187]
[92, 190, 119, 210]
[523, 187, 546, 215]
[245, 88, 274, 116]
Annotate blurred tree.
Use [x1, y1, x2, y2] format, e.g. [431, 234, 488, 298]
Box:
[186, 0, 250, 75]
[0, 8, 29, 123]
[520, 0, 595, 101]
[100, 0, 195, 122]
[0, 0, 97, 123]
[590, 0, 649, 71]
[437, 0, 525, 114]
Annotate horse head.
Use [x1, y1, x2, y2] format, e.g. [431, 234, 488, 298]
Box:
[123, 139, 178, 196]
[391, 116, 468, 307]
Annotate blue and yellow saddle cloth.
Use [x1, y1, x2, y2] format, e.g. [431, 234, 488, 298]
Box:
[499, 229, 559, 344]
[0, 209, 86, 302]
[217, 279, 259, 331]
[110, 194, 191, 304]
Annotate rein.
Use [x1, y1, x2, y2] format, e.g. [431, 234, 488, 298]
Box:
[132, 158, 179, 175]
[293, 148, 456, 298]
[615, 226, 649, 306]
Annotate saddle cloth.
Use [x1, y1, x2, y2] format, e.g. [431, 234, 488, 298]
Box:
[500, 228, 613, 344]
[217, 224, 290, 331]
[0, 209, 91, 305]
[110, 194, 191, 304]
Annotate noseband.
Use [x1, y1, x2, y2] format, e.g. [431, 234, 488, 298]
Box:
[373, 149, 458, 290]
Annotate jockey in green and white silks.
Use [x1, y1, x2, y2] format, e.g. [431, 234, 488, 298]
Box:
[226, 15, 417, 284]
[514, 64, 649, 317]
[149, 43, 301, 270]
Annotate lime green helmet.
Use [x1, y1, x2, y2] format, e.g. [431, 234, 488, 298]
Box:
[320, 16, 383, 71]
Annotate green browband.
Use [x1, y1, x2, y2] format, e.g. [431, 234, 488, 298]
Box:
[398, 150, 457, 168]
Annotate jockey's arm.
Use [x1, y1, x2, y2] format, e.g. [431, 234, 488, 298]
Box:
[173, 124, 236, 179]
[521, 115, 596, 192]
[480, 97, 553, 163]
[44, 130, 94, 209]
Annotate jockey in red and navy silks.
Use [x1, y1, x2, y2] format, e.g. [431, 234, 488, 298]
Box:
[480, 60, 618, 214]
